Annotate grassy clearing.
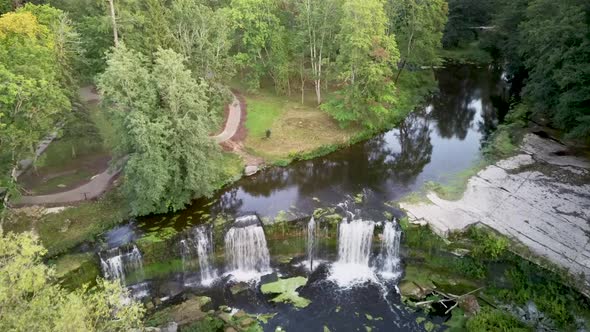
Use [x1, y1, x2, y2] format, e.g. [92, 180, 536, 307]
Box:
[244, 92, 355, 162]
[28, 169, 95, 195]
[5, 189, 129, 257]
[242, 71, 435, 164]
[439, 41, 493, 64]
[244, 96, 284, 138]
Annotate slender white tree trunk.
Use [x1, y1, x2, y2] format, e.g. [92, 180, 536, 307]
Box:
[107, 0, 119, 47]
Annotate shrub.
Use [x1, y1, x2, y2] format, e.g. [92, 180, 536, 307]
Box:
[466, 307, 531, 332]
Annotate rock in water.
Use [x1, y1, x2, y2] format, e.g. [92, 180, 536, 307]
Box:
[244, 165, 258, 176]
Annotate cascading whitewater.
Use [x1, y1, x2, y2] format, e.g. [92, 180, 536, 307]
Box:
[99, 244, 144, 285]
[378, 220, 402, 279]
[337, 220, 375, 266]
[224, 223, 270, 281]
[330, 219, 376, 286]
[307, 216, 317, 271]
[180, 226, 218, 286]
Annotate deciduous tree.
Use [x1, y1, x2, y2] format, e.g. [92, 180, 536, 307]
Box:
[322, 0, 400, 129]
[97, 45, 226, 215]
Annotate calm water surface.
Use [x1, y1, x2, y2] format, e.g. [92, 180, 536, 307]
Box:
[139, 64, 508, 229]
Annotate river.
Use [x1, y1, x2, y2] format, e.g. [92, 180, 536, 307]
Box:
[99, 64, 511, 331]
[136, 64, 509, 230]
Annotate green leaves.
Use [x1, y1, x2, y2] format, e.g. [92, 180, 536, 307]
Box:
[97, 45, 225, 216]
[0, 6, 74, 200]
[322, 0, 401, 129]
[0, 232, 144, 331]
[488, 0, 590, 139]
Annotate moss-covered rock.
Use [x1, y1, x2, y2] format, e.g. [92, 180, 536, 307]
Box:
[54, 252, 100, 290]
[230, 282, 250, 295]
[399, 280, 431, 300]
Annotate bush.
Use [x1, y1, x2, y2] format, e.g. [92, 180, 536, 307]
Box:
[468, 227, 508, 260]
[466, 307, 531, 332]
[182, 317, 225, 332]
[494, 259, 586, 328]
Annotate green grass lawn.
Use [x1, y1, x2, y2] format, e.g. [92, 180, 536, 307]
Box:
[242, 91, 356, 163]
[438, 41, 493, 64]
[245, 96, 284, 138]
[214, 152, 244, 187]
[27, 169, 95, 195]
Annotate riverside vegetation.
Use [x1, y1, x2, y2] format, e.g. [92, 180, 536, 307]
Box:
[1, 0, 589, 331]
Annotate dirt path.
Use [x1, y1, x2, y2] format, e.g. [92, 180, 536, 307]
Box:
[17, 89, 258, 206]
[213, 93, 241, 143]
[18, 167, 121, 205]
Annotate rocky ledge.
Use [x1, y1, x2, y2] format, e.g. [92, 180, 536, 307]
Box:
[401, 133, 590, 286]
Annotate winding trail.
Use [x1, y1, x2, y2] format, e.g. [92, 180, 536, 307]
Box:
[17, 88, 249, 206]
[213, 94, 242, 143]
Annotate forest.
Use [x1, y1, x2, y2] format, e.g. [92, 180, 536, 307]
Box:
[0, 0, 589, 331]
[2, 0, 588, 217]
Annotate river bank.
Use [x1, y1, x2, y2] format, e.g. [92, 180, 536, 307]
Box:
[7, 63, 590, 331]
[4, 67, 439, 258]
[401, 131, 590, 293]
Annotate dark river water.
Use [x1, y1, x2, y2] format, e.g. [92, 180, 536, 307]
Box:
[137, 64, 509, 231]
[103, 64, 510, 331]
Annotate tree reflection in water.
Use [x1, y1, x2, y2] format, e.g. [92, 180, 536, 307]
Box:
[137, 64, 511, 232]
[389, 112, 433, 185]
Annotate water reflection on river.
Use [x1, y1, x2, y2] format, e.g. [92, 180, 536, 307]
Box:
[140, 64, 508, 229]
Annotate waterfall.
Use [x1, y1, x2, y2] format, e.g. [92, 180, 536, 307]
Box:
[307, 216, 317, 271]
[378, 220, 402, 279]
[337, 220, 375, 265]
[330, 219, 376, 286]
[180, 226, 218, 286]
[128, 281, 150, 300]
[193, 226, 217, 285]
[225, 223, 271, 281]
[99, 244, 144, 285]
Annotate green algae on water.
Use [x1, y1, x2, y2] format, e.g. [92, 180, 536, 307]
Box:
[260, 277, 311, 308]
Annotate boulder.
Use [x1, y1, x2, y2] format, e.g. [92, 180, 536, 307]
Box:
[167, 297, 209, 326]
[244, 165, 258, 176]
[239, 317, 256, 327]
[260, 272, 278, 284]
[218, 312, 233, 324]
[399, 280, 431, 300]
[161, 322, 178, 332]
[230, 282, 250, 295]
[459, 294, 480, 316]
[233, 310, 247, 319]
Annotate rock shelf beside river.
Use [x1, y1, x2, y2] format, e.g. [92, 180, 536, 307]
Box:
[401, 133, 590, 284]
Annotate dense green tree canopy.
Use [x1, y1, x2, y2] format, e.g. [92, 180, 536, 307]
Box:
[322, 0, 400, 129]
[387, 0, 448, 80]
[486, 0, 590, 138]
[97, 45, 227, 215]
[443, 0, 496, 48]
[0, 231, 144, 331]
[0, 5, 77, 202]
